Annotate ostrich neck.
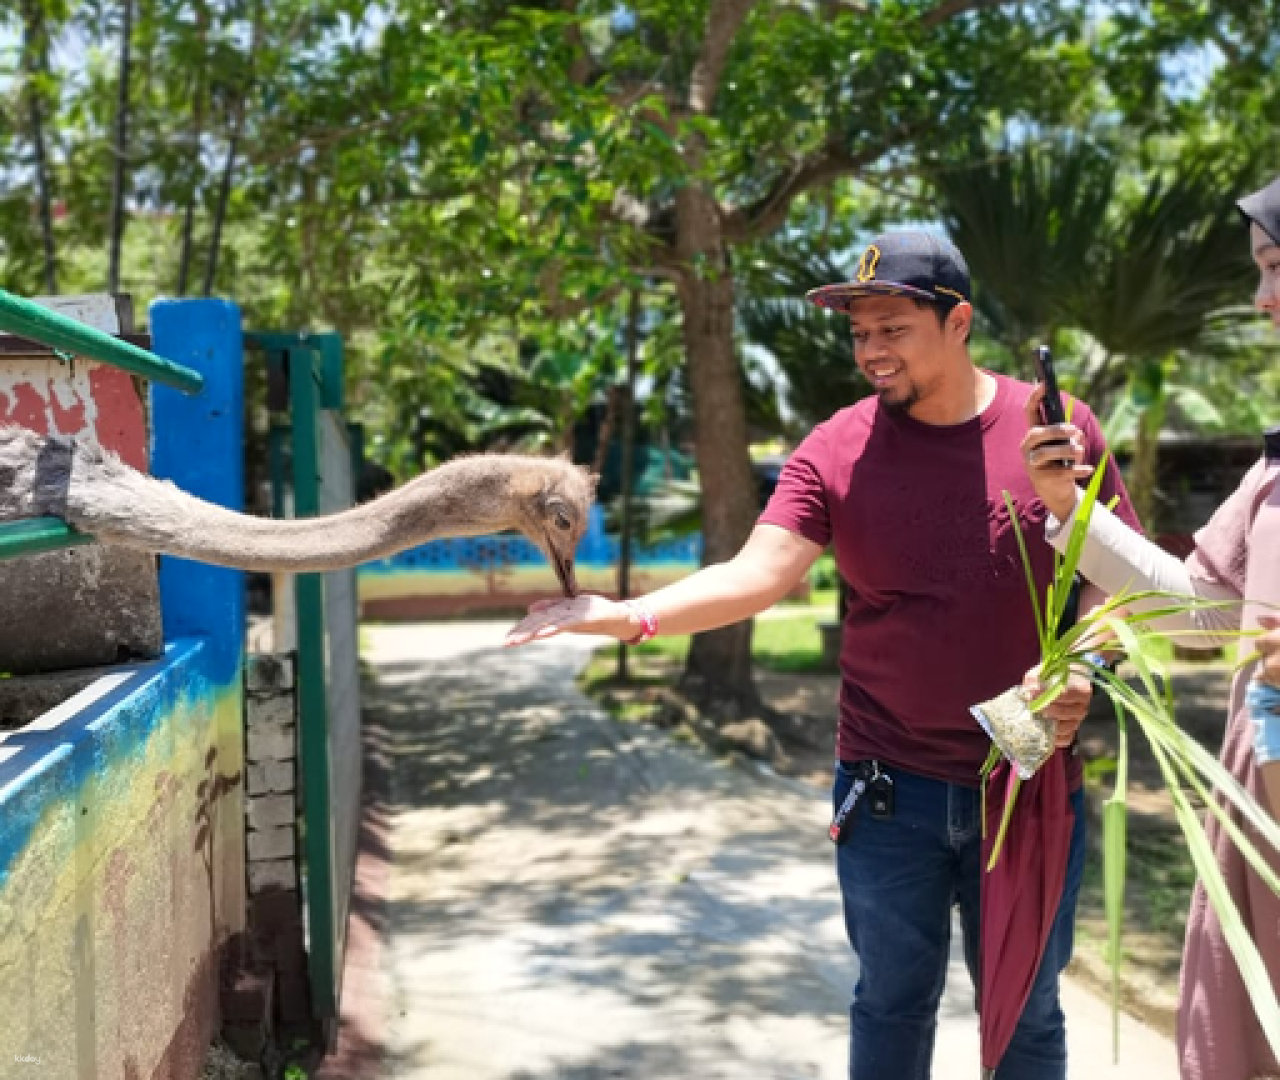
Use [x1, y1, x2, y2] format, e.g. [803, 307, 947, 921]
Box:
[76, 455, 522, 572]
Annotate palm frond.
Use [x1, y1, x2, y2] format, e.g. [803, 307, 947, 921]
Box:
[738, 242, 870, 430]
[929, 136, 1118, 354]
[1067, 152, 1260, 359]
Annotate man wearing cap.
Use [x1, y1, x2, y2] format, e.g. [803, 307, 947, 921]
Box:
[506, 229, 1139, 1079]
[1021, 174, 1280, 1080]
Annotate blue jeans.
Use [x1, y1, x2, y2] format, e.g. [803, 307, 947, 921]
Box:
[1247, 680, 1280, 764]
[832, 761, 1087, 1080]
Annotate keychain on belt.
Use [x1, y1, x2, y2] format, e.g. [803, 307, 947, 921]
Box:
[829, 762, 895, 846]
[829, 775, 866, 845]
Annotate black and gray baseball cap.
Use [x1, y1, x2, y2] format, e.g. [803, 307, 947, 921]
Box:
[1238, 176, 1280, 246]
[806, 230, 972, 314]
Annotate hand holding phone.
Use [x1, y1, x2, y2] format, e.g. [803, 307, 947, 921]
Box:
[1033, 346, 1066, 426]
[1032, 345, 1072, 467]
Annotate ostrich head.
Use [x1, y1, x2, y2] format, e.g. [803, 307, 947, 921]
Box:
[505, 455, 597, 597]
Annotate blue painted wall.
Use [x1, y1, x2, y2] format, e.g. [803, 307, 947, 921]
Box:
[0, 299, 249, 1080]
[361, 504, 703, 575]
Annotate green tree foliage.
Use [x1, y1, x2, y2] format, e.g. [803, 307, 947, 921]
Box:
[927, 131, 1268, 527]
[0, 0, 1275, 711]
[931, 138, 1118, 359]
[738, 234, 870, 433]
[353, 1, 1208, 715]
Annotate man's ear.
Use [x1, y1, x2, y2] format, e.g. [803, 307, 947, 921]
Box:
[949, 301, 974, 340]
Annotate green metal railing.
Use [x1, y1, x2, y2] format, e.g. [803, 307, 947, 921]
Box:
[0, 290, 204, 394]
[0, 289, 206, 562]
[0, 517, 94, 561]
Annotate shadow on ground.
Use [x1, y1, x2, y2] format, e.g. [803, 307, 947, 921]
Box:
[354, 623, 1181, 1080]
[367, 629, 855, 1080]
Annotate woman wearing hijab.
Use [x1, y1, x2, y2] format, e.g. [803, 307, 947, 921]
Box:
[1020, 174, 1280, 1080]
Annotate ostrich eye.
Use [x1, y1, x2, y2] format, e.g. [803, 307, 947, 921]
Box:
[555, 513, 571, 531]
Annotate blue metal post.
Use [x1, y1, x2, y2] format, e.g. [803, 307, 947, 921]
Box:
[148, 299, 246, 683]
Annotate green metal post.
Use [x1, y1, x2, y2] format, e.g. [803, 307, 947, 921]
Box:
[314, 334, 344, 411]
[289, 340, 338, 1021]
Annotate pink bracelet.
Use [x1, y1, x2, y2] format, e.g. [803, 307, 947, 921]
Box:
[623, 599, 659, 645]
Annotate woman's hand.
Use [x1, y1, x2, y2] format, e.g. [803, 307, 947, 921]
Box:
[504, 593, 637, 647]
[1021, 384, 1093, 523]
[1023, 663, 1094, 748]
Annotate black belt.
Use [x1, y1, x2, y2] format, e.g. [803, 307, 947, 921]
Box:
[839, 758, 888, 781]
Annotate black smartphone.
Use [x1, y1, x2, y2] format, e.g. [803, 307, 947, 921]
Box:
[1033, 345, 1066, 426]
[1265, 425, 1280, 462]
[1032, 345, 1073, 468]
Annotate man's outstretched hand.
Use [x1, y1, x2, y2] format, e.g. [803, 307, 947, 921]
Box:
[505, 594, 636, 647]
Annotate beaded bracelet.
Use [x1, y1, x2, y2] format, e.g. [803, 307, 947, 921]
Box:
[622, 598, 659, 645]
[1245, 679, 1280, 766]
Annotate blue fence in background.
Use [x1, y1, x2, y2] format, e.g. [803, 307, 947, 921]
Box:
[362, 505, 702, 574]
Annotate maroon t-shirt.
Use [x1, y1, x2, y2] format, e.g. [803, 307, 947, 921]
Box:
[760, 372, 1140, 788]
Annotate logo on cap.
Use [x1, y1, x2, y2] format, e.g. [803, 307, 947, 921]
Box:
[855, 245, 880, 284]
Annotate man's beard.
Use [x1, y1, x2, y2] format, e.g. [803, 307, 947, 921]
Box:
[878, 382, 920, 416]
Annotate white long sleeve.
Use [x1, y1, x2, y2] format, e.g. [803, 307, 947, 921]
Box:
[1046, 497, 1239, 648]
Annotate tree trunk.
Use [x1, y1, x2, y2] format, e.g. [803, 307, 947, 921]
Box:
[1128, 358, 1170, 532]
[592, 385, 621, 478]
[203, 127, 238, 296]
[1130, 399, 1165, 532]
[616, 290, 641, 683]
[674, 185, 762, 719]
[177, 0, 209, 295]
[204, 0, 261, 296]
[177, 136, 203, 294]
[107, 0, 134, 295]
[21, 0, 57, 294]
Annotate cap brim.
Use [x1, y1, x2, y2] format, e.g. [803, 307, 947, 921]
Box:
[806, 280, 936, 313]
[1239, 189, 1280, 247]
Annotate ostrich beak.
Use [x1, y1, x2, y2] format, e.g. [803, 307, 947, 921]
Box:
[542, 533, 579, 597]
[553, 554, 579, 598]
[535, 528, 580, 597]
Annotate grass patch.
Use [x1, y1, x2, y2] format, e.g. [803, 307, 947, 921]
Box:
[753, 614, 828, 672]
[577, 602, 837, 733]
[579, 607, 834, 688]
[579, 643, 681, 694]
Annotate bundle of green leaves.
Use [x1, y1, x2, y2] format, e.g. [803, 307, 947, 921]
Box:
[978, 455, 1280, 1061]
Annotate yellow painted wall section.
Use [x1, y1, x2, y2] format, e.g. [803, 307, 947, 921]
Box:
[0, 671, 244, 1080]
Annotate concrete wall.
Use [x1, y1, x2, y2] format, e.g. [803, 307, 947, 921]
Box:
[234, 652, 310, 1057]
[0, 299, 247, 1080]
[0, 294, 162, 673]
[0, 644, 244, 1079]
